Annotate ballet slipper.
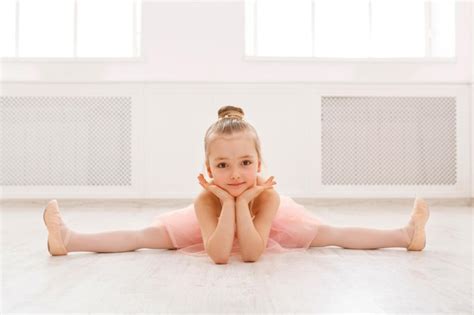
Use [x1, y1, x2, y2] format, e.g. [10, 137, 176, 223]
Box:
[407, 197, 430, 251]
[43, 199, 71, 256]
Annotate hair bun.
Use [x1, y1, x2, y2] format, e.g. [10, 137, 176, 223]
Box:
[218, 105, 245, 120]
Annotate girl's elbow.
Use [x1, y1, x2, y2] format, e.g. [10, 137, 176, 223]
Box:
[206, 242, 230, 264]
[212, 256, 229, 264]
[209, 252, 230, 264]
[241, 246, 264, 262]
[241, 254, 261, 263]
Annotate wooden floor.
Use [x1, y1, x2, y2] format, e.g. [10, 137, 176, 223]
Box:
[1, 198, 472, 314]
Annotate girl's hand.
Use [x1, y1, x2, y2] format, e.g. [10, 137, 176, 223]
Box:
[197, 174, 235, 204]
[236, 176, 276, 205]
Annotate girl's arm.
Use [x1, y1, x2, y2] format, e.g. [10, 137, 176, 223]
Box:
[236, 200, 264, 261]
[196, 174, 236, 264]
[205, 199, 235, 263]
[235, 176, 278, 262]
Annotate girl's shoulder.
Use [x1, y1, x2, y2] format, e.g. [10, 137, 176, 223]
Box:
[194, 185, 220, 207]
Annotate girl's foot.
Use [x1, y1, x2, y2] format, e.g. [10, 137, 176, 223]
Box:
[43, 200, 72, 256]
[404, 197, 430, 251]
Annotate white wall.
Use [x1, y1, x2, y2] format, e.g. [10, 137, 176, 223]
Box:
[1, 82, 470, 199]
[471, 1, 474, 199]
[0, 1, 471, 83]
[0, 1, 472, 199]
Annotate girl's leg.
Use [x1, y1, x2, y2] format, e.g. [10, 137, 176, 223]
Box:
[65, 221, 175, 253]
[310, 224, 410, 249]
[310, 197, 429, 250]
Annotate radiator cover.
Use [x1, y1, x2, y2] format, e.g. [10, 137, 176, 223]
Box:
[321, 96, 456, 185]
[0, 96, 132, 186]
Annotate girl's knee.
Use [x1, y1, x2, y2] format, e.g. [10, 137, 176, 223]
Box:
[310, 224, 338, 247]
[142, 222, 176, 250]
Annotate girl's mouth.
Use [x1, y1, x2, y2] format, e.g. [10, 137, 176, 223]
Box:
[228, 183, 245, 187]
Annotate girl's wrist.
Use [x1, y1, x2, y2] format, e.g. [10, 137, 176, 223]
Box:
[222, 198, 235, 206]
[236, 197, 249, 206]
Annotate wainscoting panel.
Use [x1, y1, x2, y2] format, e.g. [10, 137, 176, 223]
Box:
[0, 83, 470, 199]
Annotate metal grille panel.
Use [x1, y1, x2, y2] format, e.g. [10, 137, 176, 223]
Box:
[321, 96, 456, 185]
[0, 96, 132, 186]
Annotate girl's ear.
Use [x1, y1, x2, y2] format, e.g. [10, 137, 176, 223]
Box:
[257, 160, 261, 173]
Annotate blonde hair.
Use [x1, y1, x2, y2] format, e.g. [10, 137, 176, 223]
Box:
[203, 105, 266, 173]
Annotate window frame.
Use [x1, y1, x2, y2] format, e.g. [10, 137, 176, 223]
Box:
[0, 0, 144, 63]
[244, 0, 458, 63]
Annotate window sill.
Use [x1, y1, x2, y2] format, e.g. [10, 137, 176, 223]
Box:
[243, 56, 457, 63]
[0, 56, 147, 63]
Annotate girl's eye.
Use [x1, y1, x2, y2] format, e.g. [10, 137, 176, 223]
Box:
[217, 160, 252, 168]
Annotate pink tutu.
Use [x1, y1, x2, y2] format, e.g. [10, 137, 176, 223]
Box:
[152, 195, 324, 257]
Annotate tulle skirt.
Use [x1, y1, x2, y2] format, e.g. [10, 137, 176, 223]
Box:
[152, 195, 324, 257]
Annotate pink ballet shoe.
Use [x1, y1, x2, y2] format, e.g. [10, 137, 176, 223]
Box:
[407, 197, 430, 251]
[43, 199, 71, 256]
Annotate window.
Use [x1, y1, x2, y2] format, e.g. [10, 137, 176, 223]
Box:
[245, 0, 455, 59]
[0, 0, 142, 59]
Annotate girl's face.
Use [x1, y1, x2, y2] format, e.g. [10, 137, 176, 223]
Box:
[206, 132, 261, 197]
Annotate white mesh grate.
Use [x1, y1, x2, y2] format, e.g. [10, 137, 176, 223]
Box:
[0, 96, 132, 186]
[321, 96, 457, 185]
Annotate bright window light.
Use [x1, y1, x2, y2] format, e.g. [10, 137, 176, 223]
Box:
[77, 0, 135, 58]
[370, 0, 425, 57]
[1, 0, 141, 59]
[256, 0, 313, 57]
[19, 0, 75, 58]
[246, 0, 456, 58]
[314, 0, 370, 58]
[0, 0, 17, 57]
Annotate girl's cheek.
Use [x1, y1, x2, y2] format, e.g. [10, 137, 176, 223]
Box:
[214, 179, 225, 188]
[248, 171, 258, 181]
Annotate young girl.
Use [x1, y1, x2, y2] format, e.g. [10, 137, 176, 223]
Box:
[43, 105, 430, 264]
